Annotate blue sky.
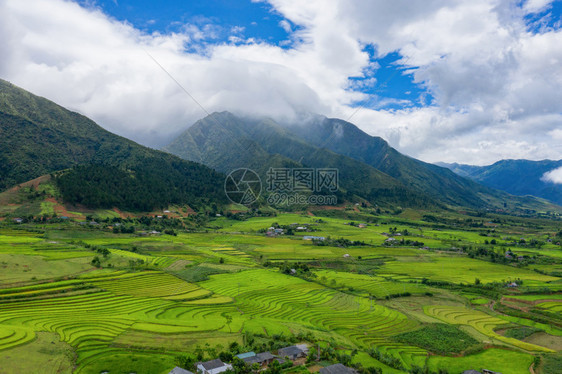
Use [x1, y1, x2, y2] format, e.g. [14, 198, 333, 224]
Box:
[77, 0, 562, 113]
[2, 0, 562, 164]
[84, 0, 435, 110]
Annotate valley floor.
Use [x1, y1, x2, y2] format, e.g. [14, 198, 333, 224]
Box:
[0, 208, 561, 374]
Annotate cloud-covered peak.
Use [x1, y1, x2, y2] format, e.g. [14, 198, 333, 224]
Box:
[0, 0, 561, 163]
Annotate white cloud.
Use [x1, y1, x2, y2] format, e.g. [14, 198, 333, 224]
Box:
[524, 0, 553, 13]
[542, 166, 562, 184]
[0, 0, 561, 165]
[278, 19, 292, 33]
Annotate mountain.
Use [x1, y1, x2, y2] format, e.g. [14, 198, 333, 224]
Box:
[164, 112, 559, 212]
[0, 79, 226, 210]
[284, 117, 514, 208]
[438, 160, 562, 206]
[164, 112, 437, 208]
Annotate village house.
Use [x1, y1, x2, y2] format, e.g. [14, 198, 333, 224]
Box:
[303, 236, 325, 241]
[295, 344, 309, 355]
[242, 351, 275, 367]
[461, 370, 481, 374]
[236, 352, 256, 360]
[277, 345, 306, 360]
[319, 364, 358, 374]
[196, 359, 232, 374]
[169, 367, 194, 374]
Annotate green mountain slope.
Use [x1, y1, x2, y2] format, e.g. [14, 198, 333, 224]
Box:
[166, 112, 561, 212]
[438, 160, 562, 206]
[0, 79, 225, 210]
[164, 112, 437, 208]
[286, 117, 509, 208]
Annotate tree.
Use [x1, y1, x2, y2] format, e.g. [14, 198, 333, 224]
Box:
[91, 256, 101, 268]
[225, 314, 233, 332]
[175, 355, 195, 370]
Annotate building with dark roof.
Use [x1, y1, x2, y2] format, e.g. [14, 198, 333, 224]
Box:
[277, 346, 305, 360]
[243, 352, 275, 366]
[169, 367, 195, 374]
[196, 359, 232, 374]
[236, 352, 256, 360]
[319, 364, 357, 374]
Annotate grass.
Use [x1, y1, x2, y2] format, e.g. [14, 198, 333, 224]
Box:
[0, 332, 74, 374]
[504, 327, 543, 340]
[427, 348, 534, 374]
[393, 323, 479, 355]
[424, 305, 553, 352]
[314, 269, 428, 299]
[0, 212, 561, 373]
[541, 352, 562, 373]
[378, 255, 558, 284]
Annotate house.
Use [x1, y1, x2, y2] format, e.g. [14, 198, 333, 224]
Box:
[358, 224, 367, 228]
[295, 344, 309, 354]
[343, 254, 350, 258]
[319, 364, 357, 374]
[13, 218, 23, 224]
[236, 352, 256, 360]
[243, 352, 275, 366]
[296, 227, 307, 231]
[482, 370, 502, 374]
[507, 282, 518, 288]
[197, 359, 232, 374]
[303, 236, 325, 241]
[277, 346, 305, 360]
[461, 371, 481, 374]
[169, 367, 195, 374]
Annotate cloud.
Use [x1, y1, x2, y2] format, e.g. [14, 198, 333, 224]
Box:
[542, 166, 562, 184]
[278, 19, 292, 33]
[0, 0, 561, 164]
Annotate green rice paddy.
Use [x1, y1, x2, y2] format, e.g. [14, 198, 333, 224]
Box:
[0, 210, 561, 373]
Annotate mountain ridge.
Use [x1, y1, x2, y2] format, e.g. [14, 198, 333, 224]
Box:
[0, 78, 226, 210]
[164, 111, 561, 212]
[438, 159, 562, 206]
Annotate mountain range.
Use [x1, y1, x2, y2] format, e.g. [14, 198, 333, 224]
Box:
[0, 78, 225, 211]
[1, 78, 560, 214]
[164, 112, 559, 212]
[438, 160, 562, 206]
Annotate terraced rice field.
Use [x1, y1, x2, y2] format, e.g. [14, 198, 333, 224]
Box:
[200, 270, 428, 367]
[424, 305, 553, 352]
[1, 212, 561, 373]
[314, 269, 428, 298]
